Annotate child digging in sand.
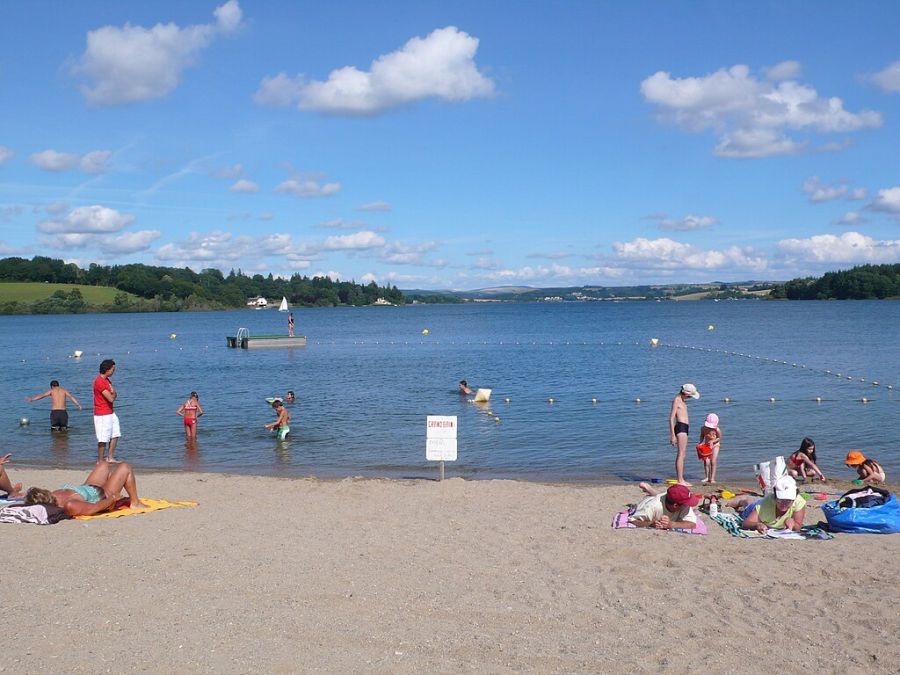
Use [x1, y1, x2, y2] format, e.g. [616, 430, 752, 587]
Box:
[845, 450, 886, 484]
[696, 413, 721, 484]
[786, 437, 826, 482]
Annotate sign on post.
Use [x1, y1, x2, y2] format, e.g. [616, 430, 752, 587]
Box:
[426, 415, 457, 461]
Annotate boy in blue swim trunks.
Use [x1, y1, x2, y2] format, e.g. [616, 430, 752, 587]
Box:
[24, 461, 146, 517]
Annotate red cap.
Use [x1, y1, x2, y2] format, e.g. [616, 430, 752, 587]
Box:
[665, 484, 701, 507]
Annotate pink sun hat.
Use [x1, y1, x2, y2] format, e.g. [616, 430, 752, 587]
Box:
[704, 413, 719, 429]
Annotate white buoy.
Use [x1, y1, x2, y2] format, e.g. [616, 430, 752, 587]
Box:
[494, 417, 500, 423]
[504, 398, 511, 404]
[19, 417, 29, 426]
[723, 397, 731, 403]
[591, 398, 598, 404]
[873, 381, 879, 386]
[650, 338, 659, 347]
[548, 398, 555, 404]
[861, 397, 869, 403]
[634, 398, 642, 403]
[859, 378, 866, 383]
[888, 385, 894, 390]
[826, 370, 831, 374]
[73, 350, 83, 358]
[815, 397, 822, 403]
[769, 397, 776, 403]
[170, 333, 177, 340]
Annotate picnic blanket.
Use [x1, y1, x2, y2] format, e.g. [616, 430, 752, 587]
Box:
[712, 512, 832, 539]
[74, 498, 198, 520]
[612, 510, 708, 535]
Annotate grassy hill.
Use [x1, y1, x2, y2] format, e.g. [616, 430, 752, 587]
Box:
[0, 282, 137, 304]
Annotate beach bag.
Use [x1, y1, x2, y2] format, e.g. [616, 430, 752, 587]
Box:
[837, 486, 889, 509]
[822, 491, 900, 534]
[753, 456, 786, 494]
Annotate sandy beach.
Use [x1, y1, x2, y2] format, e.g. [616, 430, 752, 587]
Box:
[3, 468, 899, 673]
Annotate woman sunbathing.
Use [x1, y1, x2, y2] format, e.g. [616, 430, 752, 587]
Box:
[721, 475, 807, 533]
[25, 461, 146, 517]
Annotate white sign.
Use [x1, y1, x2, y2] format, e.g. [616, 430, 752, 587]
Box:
[426, 415, 457, 461]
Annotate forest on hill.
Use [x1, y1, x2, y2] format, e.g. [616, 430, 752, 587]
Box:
[769, 263, 900, 300]
[0, 256, 404, 313]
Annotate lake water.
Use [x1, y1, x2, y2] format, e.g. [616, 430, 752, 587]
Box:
[2, 301, 898, 483]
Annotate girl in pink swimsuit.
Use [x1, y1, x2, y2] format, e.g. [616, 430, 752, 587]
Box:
[176, 391, 204, 441]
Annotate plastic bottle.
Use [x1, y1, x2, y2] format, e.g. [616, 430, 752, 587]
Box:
[709, 498, 719, 518]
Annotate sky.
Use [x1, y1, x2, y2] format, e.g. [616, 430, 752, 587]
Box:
[1, 1, 899, 290]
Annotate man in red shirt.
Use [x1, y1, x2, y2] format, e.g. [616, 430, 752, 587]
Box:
[93, 359, 120, 463]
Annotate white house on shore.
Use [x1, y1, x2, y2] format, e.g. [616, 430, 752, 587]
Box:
[246, 296, 268, 308]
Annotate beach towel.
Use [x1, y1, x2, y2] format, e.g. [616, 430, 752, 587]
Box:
[74, 498, 198, 520]
[0, 503, 69, 525]
[712, 512, 832, 539]
[612, 510, 708, 535]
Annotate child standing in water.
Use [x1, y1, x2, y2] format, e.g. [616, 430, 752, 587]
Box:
[266, 399, 291, 440]
[176, 391, 204, 441]
[696, 413, 722, 484]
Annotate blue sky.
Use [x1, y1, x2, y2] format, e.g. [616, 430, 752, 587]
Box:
[1, 1, 898, 289]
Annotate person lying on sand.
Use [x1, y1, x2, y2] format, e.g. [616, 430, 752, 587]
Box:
[630, 483, 700, 530]
[24, 461, 147, 516]
[0, 453, 23, 498]
[720, 475, 807, 533]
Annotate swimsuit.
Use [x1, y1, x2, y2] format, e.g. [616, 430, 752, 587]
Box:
[674, 421, 689, 435]
[50, 409, 69, 429]
[57, 484, 104, 503]
[183, 401, 198, 427]
[276, 425, 290, 440]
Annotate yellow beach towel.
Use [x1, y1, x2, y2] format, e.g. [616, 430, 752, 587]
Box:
[75, 498, 198, 520]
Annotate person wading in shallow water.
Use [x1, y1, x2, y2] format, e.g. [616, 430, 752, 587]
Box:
[26, 380, 82, 430]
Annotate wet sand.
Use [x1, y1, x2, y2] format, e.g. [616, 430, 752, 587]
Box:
[3, 468, 899, 673]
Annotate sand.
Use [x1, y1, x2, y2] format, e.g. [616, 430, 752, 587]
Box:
[2, 468, 898, 673]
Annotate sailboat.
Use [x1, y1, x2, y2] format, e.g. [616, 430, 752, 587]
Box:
[278, 296, 288, 312]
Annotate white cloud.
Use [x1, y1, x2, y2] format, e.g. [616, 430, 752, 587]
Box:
[611, 237, 768, 272]
[229, 178, 258, 193]
[378, 240, 439, 265]
[872, 59, 900, 93]
[360, 272, 378, 284]
[74, 1, 244, 106]
[215, 163, 243, 179]
[835, 211, 865, 226]
[316, 218, 365, 230]
[101, 229, 162, 254]
[764, 60, 801, 81]
[156, 230, 243, 263]
[641, 64, 882, 157]
[38, 205, 135, 234]
[526, 251, 573, 260]
[357, 201, 391, 212]
[650, 213, 717, 231]
[0, 241, 27, 255]
[849, 187, 867, 200]
[322, 231, 386, 250]
[255, 26, 494, 116]
[0, 146, 14, 164]
[802, 177, 868, 203]
[778, 231, 900, 263]
[868, 187, 900, 216]
[275, 177, 340, 198]
[29, 149, 111, 173]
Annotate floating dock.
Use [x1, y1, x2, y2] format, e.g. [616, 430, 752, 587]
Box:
[227, 327, 307, 349]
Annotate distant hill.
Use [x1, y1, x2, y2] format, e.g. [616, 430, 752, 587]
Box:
[403, 281, 778, 302]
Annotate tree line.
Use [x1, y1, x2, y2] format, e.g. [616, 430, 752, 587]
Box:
[769, 263, 900, 300]
[0, 256, 405, 312]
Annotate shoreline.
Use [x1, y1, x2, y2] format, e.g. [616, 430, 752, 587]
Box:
[5, 468, 899, 672]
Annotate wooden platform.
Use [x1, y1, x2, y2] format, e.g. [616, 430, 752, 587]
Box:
[226, 334, 307, 349]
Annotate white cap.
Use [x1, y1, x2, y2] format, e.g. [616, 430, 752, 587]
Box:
[773, 475, 797, 500]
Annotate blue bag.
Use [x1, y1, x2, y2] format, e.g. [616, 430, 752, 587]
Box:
[822, 491, 900, 534]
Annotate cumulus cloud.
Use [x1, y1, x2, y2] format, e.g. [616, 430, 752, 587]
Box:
[74, 0, 243, 106]
[255, 26, 494, 116]
[30, 149, 112, 173]
[872, 59, 900, 93]
[357, 201, 391, 212]
[156, 230, 245, 263]
[868, 187, 900, 217]
[640, 64, 882, 157]
[229, 178, 258, 193]
[275, 177, 340, 198]
[647, 213, 717, 231]
[611, 237, 768, 273]
[322, 231, 385, 251]
[764, 60, 801, 81]
[101, 230, 162, 254]
[377, 240, 439, 265]
[37, 205, 135, 234]
[0, 146, 14, 164]
[778, 231, 900, 263]
[802, 177, 868, 203]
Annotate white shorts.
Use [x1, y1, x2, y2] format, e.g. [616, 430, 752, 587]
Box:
[94, 413, 121, 443]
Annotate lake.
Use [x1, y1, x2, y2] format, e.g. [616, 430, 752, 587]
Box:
[2, 300, 898, 483]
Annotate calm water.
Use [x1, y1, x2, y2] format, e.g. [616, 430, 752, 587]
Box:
[2, 301, 898, 483]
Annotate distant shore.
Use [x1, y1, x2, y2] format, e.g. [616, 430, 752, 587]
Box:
[6, 468, 899, 672]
